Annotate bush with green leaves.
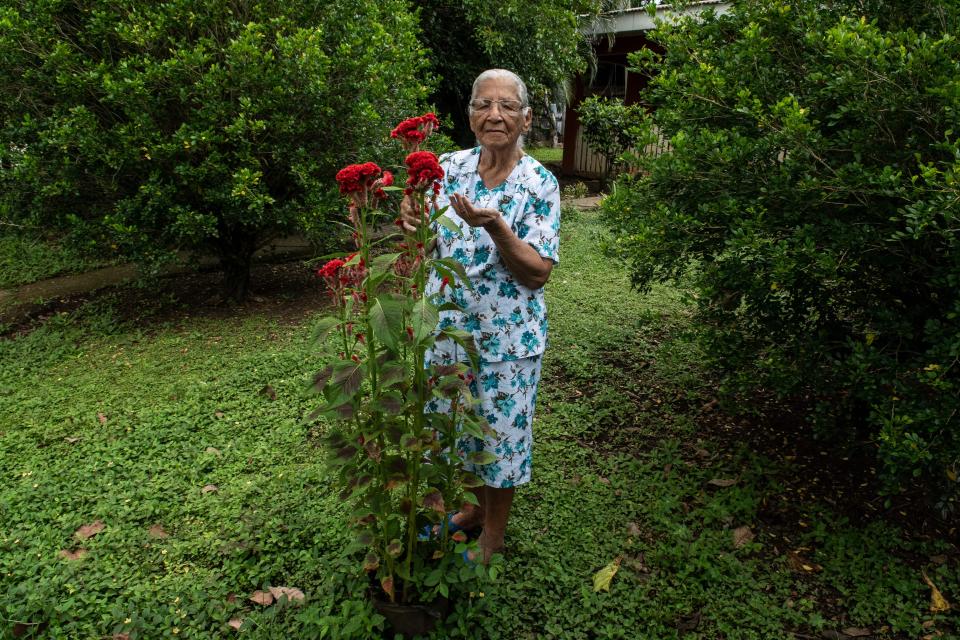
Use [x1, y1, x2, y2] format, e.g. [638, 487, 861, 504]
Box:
[577, 95, 646, 188]
[603, 0, 960, 512]
[0, 0, 429, 300]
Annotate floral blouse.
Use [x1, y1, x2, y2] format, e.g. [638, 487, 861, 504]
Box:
[426, 147, 561, 363]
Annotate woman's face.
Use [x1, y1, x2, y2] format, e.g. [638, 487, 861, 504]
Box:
[469, 76, 532, 153]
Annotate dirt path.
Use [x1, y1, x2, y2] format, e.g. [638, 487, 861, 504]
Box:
[0, 235, 314, 324]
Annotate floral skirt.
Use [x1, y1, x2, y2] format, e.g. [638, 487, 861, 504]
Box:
[425, 344, 543, 488]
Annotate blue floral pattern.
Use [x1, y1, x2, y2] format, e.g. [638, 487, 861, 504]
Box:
[426, 345, 543, 488]
[422, 147, 561, 487]
[426, 147, 561, 363]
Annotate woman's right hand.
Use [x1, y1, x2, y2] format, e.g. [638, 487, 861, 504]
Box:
[399, 194, 425, 233]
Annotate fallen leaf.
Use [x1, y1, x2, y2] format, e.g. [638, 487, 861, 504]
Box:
[694, 448, 711, 459]
[598, 476, 610, 485]
[259, 385, 277, 401]
[64, 436, 81, 444]
[923, 570, 951, 613]
[215, 411, 225, 419]
[113, 634, 130, 640]
[787, 550, 823, 573]
[842, 628, 871, 637]
[227, 619, 243, 631]
[147, 524, 169, 539]
[97, 412, 108, 424]
[268, 586, 305, 603]
[700, 398, 719, 412]
[922, 620, 935, 629]
[226, 593, 237, 603]
[205, 447, 222, 457]
[201, 484, 218, 494]
[707, 478, 738, 487]
[930, 555, 948, 565]
[249, 590, 273, 606]
[75, 520, 105, 540]
[676, 609, 701, 632]
[59, 548, 88, 560]
[593, 555, 622, 592]
[627, 522, 642, 537]
[732, 526, 755, 549]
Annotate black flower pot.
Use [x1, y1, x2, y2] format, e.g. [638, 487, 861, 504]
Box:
[370, 593, 450, 638]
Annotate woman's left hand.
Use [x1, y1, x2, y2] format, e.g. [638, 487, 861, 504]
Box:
[449, 193, 500, 229]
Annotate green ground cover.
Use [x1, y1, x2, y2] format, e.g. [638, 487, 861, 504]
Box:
[526, 147, 563, 164]
[0, 234, 117, 289]
[1, 208, 956, 639]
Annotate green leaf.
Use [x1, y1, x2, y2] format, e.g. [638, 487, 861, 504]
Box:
[435, 214, 463, 238]
[439, 327, 480, 370]
[462, 491, 480, 506]
[369, 295, 403, 352]
[311, 316, 342, 343]
[467, 451, 497, 465]
[412, 298, 440, 344]
[372, 252, 401, 272]
[460, 473, 485, 488]
[434, 257, 472, 290]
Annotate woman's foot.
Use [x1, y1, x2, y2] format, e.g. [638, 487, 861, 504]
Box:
[468, 531, 505, 565]
[449, 507, 484, 532]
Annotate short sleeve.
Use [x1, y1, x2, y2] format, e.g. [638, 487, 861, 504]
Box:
[516, 175, 561, 264]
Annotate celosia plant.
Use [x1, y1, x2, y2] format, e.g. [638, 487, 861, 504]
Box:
[310, 115, 497, 611]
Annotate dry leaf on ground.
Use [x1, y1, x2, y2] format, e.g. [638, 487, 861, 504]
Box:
[627, 522, 642, 537]
[923, 571, 951, 613]
[97, 412, 108, 424]
[593, 555, 622, 592]
[842, 628, 872, 637]
[787, 550, 823, 573]
[707, 477, 738, 487]
[201, 484, 219, 494]
[75, 520, 105, 540]
[147, 524, 169, 538]
[205, 447, 222, 456]
[59, 548, 88, 560]
[249, 590, 273, 606]
[64, 436, 81, 444]
[228, 619, 243, 631]
[113, 634, 130, 640]
[259, 385, 277, 400]
[732, 526, 755, 549]
[269, 586, 305, 603]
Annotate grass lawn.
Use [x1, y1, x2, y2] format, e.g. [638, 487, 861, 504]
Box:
[1, 207, 957, 639]
[526, 147, 563, 165]
[0, 233, 118, 290]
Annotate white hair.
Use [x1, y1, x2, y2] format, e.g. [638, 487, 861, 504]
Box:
[469, 69, 531, 149]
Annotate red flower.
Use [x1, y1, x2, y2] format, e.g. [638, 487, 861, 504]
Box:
[404, 151, 444, 191]
[391, 113, 440, 150]
[439, 276, 451, 293]
[335, 162, 383, 195]
[316, 258, 345, 279]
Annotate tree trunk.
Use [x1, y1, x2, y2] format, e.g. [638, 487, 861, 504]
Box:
[218, 225, 257, 303]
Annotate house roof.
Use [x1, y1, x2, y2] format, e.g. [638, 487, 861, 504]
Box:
[583, 1, 731, 36]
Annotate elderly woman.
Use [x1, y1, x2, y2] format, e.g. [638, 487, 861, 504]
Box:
[401, 69, 561, 563]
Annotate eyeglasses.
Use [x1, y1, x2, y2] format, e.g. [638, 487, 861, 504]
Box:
[469, 99, 525, 115]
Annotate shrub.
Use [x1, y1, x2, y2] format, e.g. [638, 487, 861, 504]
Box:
[604, 0, 960, 512]
[577, 95, 646, 188]
[0, 0, 429, 300]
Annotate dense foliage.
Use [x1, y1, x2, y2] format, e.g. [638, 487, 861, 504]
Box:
[414, 0, 606, 145]
[0, 0, 429, 300]
[603, 0, 960, 511]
